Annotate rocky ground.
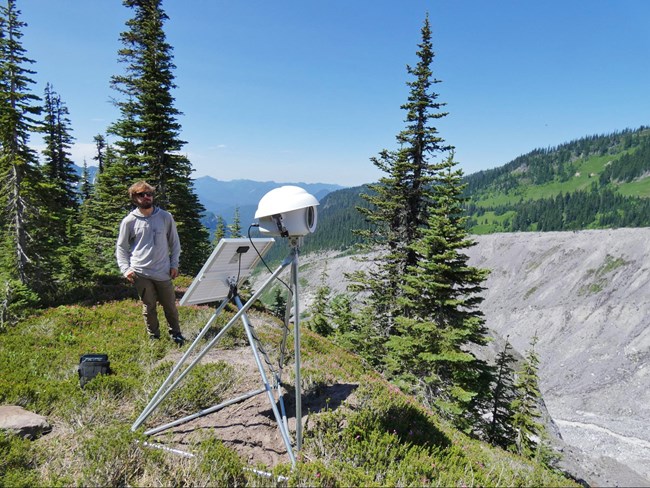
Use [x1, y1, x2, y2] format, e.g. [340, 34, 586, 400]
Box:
[143, 312, 359, 471]
[152, 344, 295, 468]
[465, 229, 650, 485]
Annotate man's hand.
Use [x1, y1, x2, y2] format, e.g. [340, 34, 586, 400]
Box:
[124, 270, 135, 283]
[170, 268, 179, 279]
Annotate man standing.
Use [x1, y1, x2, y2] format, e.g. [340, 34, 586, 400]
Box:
[116, 181, 186, 345]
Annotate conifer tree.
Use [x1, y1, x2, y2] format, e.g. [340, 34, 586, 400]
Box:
[330, 293, 354, 334]
[305, 268, 333, 336]
[511, 334, 545, 458]
[93, 134, 106, 173]
[41, 83, 82, 282]
[79, 159, 92, 202]
[228, 207, 242, 238]
[487, 337, 518, 448]
[108, 0, 210, 275]
[385, 152, 491, 430]
[0, 0, 49, 292]
[212, 215, 226, 245]
[330, 294, 384, 362]
[270, 287, 287, 320]
[79, 148, 137, 277]
[42, 83, 79, 210]
[353, 15, 452, 346]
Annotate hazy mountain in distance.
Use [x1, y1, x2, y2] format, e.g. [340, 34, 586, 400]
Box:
[71, 167, 344, 229]
[192, 176, 345, 232]
[193, 176, 344, 215]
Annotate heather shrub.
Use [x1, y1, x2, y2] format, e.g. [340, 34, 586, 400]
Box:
[0, 432, 40, 488]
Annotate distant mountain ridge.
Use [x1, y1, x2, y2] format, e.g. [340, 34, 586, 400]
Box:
[193, 176, 344, 226]
[72, 167, 344, 234]
[74, 125, 650, 245]
[191, 176, 344, 236]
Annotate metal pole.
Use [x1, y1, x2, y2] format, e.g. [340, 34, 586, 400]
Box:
[144, 387, 267, 436]
[235, 295, 297, 466]
[291, 241, 303, 451]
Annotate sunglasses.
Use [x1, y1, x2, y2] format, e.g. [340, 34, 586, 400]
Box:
[136, 192, 154, 198]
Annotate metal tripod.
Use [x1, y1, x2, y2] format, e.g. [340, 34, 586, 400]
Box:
[131, 238, 304, 466]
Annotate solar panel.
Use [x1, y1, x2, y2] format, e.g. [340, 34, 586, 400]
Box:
[179, 237, 275, 305]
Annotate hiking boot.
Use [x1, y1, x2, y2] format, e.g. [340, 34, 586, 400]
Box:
[172, 334, 186, 346]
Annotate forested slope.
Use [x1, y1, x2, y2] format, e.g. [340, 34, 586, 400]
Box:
[303, 126, 650, 254]
[465, 126, 650, 232]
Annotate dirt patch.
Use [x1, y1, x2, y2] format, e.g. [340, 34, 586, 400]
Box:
[145, 342, 358, 468]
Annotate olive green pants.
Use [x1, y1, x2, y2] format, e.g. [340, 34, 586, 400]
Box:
[134, 275, 181, 338]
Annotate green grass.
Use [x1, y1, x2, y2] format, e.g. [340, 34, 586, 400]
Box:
[617, 177, 650, 197]
[470, 149, 649, 210]
[471, 210, 517, 234]
[0, 295, 577, 487]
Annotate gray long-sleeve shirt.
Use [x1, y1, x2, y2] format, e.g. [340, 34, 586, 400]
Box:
[116, 207, 181, 281]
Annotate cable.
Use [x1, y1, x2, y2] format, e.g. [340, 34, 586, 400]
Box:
[247, 224, 292, 294]
[236, 247, 242, 285]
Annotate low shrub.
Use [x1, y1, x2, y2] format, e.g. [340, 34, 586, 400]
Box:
[148, 360, 237, 420]
[80, 425, 148, 486]
[0, 432, 40, 488]
[195, 438, 247, 486]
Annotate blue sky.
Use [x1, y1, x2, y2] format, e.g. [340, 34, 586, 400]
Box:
[17, 0, 650, 186]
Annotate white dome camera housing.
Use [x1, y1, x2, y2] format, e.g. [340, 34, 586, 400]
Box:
[255, 186, 319, 237]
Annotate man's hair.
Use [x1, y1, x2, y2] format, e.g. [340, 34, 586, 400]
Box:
[128, 181, 156, 201]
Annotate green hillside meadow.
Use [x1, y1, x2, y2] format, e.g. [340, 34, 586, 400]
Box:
[464, 127, 650, 233]
[0, 290, 575, 486]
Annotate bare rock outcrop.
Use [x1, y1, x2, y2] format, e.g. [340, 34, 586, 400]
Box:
[465, 229, 650, 484]
[0, 405, 51, 439]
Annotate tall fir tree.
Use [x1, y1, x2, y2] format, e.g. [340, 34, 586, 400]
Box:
[42, 83, 79, 210]
[108, 0, 210, 275]
[511, 334, 545, 458]
[353, 15, 452, 350]
[385, 152, 491, 431]
[41, 83, 82, 282]
[487, 337, 518, 448]
[0, 0, 49, 293]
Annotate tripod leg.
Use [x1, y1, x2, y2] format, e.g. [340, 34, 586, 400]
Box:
[234, 295, 297, 466]
[132, 298, 230, 430]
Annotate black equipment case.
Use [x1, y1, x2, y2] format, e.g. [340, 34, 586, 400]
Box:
[78, 354, 111, 387]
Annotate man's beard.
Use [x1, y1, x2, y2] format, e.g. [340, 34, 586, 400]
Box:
[139, 202, 153, 210]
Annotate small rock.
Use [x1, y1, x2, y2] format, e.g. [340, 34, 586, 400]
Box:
[0, 405, 52, 439]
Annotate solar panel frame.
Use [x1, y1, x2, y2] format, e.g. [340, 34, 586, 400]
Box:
[179, 237, 275, 306]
